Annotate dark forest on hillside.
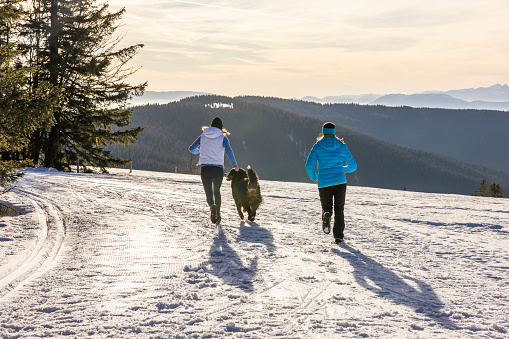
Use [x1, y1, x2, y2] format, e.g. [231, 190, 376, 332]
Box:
[238, 96, 509, 175]
[108, 95, 509, 195]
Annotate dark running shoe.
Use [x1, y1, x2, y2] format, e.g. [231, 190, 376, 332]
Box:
[322, 212, 331, 234]
[210, 204, 219, 224]
[335, 238, 344, 244]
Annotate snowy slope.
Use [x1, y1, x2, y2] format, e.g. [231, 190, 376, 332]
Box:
[1, 168, 508, 338]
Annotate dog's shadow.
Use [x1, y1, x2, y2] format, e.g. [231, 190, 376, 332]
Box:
[238, 221, 275, 253]
[333, 244, 457, 330]
[206, 224, 257, 291]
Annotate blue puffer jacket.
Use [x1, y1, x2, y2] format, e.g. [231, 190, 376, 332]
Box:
[305, 136, 357, 188]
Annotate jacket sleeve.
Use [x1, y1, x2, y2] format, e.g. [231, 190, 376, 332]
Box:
[223, 136, 238, 167]
[305, 146, 318, 181]
[189, 136, 201, 154]
[342, 145, 357, 173]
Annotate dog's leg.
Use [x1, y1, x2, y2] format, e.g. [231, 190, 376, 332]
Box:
[236, 203, 244, 220]
[249, 209, 256, 222]
[245, 205, 254, 222]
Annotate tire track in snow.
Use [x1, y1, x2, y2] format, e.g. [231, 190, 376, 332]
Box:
[0, 193, 66, 299]
[20, 175, 97, 208]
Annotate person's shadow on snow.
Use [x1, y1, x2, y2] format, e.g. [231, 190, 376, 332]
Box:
[207, 224, 257, 291]
[332, 244, 457, 330]
[237, 221, 275, 253]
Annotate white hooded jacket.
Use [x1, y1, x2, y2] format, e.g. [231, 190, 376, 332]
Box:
[189, 126, 238, 168]
[198, 127, 226, 167]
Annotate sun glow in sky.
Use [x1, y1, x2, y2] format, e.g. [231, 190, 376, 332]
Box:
[108, 0, 509, 97]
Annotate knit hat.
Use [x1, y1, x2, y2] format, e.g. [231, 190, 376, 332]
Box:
[322, 122, 335, 135]
[211, 117, 223, 130]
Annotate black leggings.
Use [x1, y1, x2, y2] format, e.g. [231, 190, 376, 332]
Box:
[201, 166, 224, 209]
[319, 184, 347, 238]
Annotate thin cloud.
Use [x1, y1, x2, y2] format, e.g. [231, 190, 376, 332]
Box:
[108, 0, 509, 96]
[169, 0, 365, 31]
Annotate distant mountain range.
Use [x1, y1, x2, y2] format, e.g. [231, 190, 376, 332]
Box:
[299, 84, 509, 110]
[425, 84, 509, 101]
[300, 94, 380, 105]
[132, 84, 509, 111]
[370, 93, 509, 110]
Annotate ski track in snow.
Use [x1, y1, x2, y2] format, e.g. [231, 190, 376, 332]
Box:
[0, 168, 508, 338]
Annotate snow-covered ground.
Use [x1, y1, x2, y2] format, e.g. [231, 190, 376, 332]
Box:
[1, 168, 508, 338]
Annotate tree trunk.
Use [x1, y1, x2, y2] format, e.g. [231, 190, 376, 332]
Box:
[44, 0, 60, 169]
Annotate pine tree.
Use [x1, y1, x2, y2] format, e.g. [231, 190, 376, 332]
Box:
[22, 0, 146, 172]
[486, 182, 505, 198]
[475, 179, 487, 196]
[0, 0, 58, 204]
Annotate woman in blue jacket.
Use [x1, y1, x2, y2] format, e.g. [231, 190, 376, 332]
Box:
[189, 117, 239, 224]
[305, 122, 357, 244]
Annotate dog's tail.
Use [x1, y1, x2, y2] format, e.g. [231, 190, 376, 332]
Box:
[247, 165, 259, 189]
[247, 165, 263, 208]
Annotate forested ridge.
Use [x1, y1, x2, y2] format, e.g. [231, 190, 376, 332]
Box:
[238, 96, 509, 174]
[109, 95, 509, 195]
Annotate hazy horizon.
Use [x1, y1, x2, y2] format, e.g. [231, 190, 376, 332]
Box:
[109, 0, 509, 98]
[136, 83, 509, 98]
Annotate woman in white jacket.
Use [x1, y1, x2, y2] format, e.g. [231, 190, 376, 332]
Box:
[189, 117, 239, 223]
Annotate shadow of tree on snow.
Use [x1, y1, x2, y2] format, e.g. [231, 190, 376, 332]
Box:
[206, 224, 257, 291]
[332, 244, 457, 330]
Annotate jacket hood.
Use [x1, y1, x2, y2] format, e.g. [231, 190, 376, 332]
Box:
[202, 126, 224, 139]
[316, 136, 342, 151]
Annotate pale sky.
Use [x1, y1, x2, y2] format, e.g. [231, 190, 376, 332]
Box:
[108, 0, 509, 97]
